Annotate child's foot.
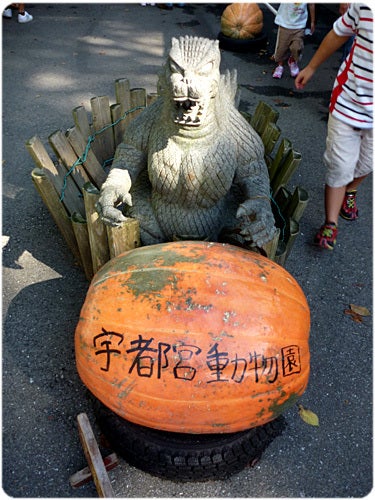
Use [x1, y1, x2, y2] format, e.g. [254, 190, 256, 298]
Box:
[273, 65, 284, 79]
[288, 57, 299, 77]
[3, 8, 12, 18]
[340, 190, 359, 220]
[314, 222, 338, 250]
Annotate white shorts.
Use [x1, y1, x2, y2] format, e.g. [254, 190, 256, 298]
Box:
[323, 114, 373, 188]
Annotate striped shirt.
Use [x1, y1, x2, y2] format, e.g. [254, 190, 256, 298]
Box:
[330, 3, 373, 129]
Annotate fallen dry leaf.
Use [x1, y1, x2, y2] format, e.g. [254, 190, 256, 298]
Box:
[298, 404, 319, 426]
[349, 304, 370, 316]
[344, 309, 363, 323]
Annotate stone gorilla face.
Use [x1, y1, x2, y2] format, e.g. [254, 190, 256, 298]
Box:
[164, 36, 221, 127]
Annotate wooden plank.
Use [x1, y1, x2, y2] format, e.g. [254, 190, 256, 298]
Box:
[276, 219, 299, 266]
[71, 212, 94, 281]
[31, 168, 81, 264]
[147, 92, 159, 106]
[110, 103, 123, 149]
[26, 135, 76, 196]
[70, 453, 119, 489]
[284, 218, 300, 263]
[48, 130, 87, 216]
[72, 105, 92, 142]
[90, 96, 115, 166]
[261, 227, 280, 261]
[49, 130, 84, 180]
[26, 136, 66, 195]
[26, 136, 58, 176]
[28, 134, 84, 217]
[268, 138, 292, 184]
[239, 111, 280, 156]
[114, 78, 131, 116]
[106, 218, 141, 259]
[250, 101, 279, 136]
[275, 239, 287, 265]
[271, 148, 302, 195]
[66, 125, 106, 189]
[261, 122, 281, 156]
[76, 413, 115, 498]
[285, 186, 309, 223]
[82, 182, 110, 274]
[115, 78, 132, 138]
[273, 186, 291, 216]
[130, 88, 147, 120]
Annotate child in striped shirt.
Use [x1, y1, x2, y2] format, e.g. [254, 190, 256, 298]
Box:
[295, 3, 373, 250]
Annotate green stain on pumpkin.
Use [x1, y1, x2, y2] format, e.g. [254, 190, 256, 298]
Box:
[118, 380, 137, 399]
[211, 422, 228, 428]
[256, 407, 266, 419]
[125, 269, 177, 297]
[269, 392, 300, 418]
[93, 244, 207, 285]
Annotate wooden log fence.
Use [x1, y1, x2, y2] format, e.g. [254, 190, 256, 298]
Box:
[27, 78, 308, 280]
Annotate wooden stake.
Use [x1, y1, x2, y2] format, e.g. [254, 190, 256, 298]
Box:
[115, 78, 131, 116]
[115, 78, 132, 135]
[82, 182, 110, 273]
[262, 227, 280, 261]
[70, 452, 119, 489]
[48, 130, 88, 206]
[261, 122, 281, 156]
[110, 103, 123, 149]
[106, 218, 141, 259]
[91, 96, 115, 165]
[147, 93, 159, 106]
[26, 136, 83, 217]
[72, 105, 93, 142]
[130, 88, 147, 120]
[76, 413, 115, 498]
[71, 212, 94, 281]
[66, 125, 106, 189]
[285, 186, 309, 223]
[271, 149, 302, 194]
[31, 168, 81, 264]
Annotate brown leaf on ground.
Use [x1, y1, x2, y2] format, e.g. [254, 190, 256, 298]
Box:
[344, 309, 363, 323]
[349, 304, 370, 316]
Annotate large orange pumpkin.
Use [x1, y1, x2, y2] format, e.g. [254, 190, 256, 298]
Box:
[75, 241, 310, 434]
[221, 3, 264, 39]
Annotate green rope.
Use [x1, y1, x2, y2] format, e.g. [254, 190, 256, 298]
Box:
[59, 105, 145, 201]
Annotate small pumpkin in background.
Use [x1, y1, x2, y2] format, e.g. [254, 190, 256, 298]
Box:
[221, 3, 263, 40]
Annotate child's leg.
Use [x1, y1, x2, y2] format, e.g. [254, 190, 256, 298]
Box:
[324, 174, 369, 225]
[288, 29, 304, 76]
[346, 174, 369, 192]
[315, 115, 372, 248]
[289, 29, 305, 63]
[324, 185, 346, 225]
[273, 26, 289, 77]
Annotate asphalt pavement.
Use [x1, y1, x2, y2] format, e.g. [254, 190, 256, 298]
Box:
[2, 3, 373, 497]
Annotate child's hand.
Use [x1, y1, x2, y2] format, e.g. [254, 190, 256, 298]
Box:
[295, 66, 315, 89]
[295, 73, 306, 89]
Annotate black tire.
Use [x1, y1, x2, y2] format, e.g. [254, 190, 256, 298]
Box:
[95, 401, 286, 482]
[218, 31, 268, 52]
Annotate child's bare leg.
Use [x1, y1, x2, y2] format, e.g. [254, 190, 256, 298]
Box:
[324, 185, 346, 224]
[346, 174, 368, 192]
[324, 174, 368, 224]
